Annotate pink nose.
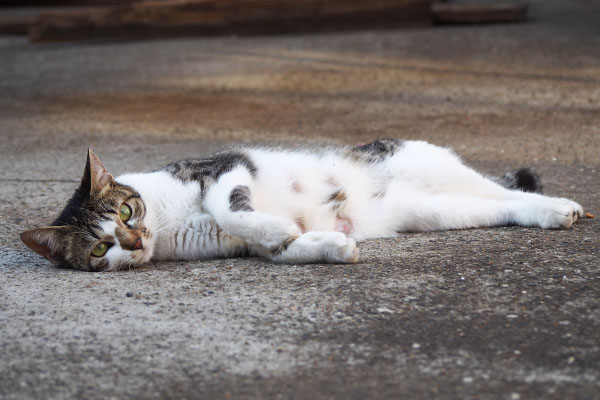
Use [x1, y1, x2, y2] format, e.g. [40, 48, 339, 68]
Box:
[133, 237, 143, 250]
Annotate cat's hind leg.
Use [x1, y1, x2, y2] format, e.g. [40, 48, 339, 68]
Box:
[383, 140, 521, 200]
[359, 190, 583, 235]
[507, 191, 583, 229]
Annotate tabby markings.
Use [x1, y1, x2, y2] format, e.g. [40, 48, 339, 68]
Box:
[326, 189, 347, 212]
[229, 185, 253, 212]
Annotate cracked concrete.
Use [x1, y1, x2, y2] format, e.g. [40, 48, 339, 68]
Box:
[1, 0, 599, 398]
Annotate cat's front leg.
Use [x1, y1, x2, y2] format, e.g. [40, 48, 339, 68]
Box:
[169, 212, 248, 260]
[257, 231, 360, 264]
[203, 166, 302, 250]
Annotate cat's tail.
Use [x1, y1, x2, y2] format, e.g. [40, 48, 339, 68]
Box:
[497, 168, 543, 193]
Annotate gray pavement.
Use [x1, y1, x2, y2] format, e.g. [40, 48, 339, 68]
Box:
[1, 0, 599, 398]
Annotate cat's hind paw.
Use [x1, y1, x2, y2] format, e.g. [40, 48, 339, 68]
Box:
[539, 198, 583, 229]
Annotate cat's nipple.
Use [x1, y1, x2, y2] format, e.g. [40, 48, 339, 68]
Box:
[335, 218, 353, 235]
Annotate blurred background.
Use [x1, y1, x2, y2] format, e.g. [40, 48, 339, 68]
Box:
[1, 0, 597, 177]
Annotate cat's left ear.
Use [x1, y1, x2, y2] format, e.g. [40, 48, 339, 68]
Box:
[21, 226, 71, 264]
[80, 149, 114, 196]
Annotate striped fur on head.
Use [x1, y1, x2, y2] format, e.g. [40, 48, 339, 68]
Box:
[21, 150, 149, 271]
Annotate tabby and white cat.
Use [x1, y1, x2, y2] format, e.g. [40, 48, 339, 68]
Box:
[21, 139, 583, 271]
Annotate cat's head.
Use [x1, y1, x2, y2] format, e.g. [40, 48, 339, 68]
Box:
[21, 150, 153, 271]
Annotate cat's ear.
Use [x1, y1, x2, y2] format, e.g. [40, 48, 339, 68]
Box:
[21, 226, 70, 264]
[80, 149, 114, 195]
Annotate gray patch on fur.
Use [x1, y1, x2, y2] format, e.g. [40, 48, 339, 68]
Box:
[163, 150, 257, 191]
[350, 139, 404, 163]
[229, 185, 253, 212]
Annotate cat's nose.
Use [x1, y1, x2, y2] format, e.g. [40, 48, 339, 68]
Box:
[133, 237, 143, 250]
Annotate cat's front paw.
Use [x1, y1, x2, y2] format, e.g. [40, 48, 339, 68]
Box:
[245, 214, 302, 251]
[333, 236, 360, 264]
[304, 231, 359, 263]
[539, 198, 583, 229]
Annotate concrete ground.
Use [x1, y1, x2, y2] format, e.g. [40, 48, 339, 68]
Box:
[1, 0, 599, 398]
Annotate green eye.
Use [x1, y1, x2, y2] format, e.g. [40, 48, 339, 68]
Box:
[119, 203, 132, 222]
[91, 242, 109, 257]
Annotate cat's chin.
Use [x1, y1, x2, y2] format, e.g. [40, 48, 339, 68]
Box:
[130, 247, 152, 268]
[107, 247, 154, 271]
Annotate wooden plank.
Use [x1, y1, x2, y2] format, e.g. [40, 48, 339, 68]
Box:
[0, 1, 137, 6]
[0, 14, 31, 34]
[431, 2, 528, 24]
[29, 0, 433, 43]
[0, 7, 77, 34]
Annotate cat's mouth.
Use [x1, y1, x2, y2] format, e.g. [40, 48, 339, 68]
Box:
[132, 235, 154, 265]
[118, 241, 150, 268]
[136, 245, 153, 265]
[104, 248, 151, 272]
[101, 235, 154, 272]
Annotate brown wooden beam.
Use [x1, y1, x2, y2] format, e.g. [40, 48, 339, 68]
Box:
[0, 7, 75, 34]
[29, 0, 433, 43]
[431, 2, 528, 24]
[0, 14, 31, 34]
[0, 1, 137, 6]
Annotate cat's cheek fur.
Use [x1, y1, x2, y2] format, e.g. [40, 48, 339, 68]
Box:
[97, 247, 128, 271]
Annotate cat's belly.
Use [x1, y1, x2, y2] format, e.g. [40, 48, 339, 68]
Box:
[249, 150, 379, 236]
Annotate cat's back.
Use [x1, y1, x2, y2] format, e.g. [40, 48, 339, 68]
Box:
[246, 145, 378, 189]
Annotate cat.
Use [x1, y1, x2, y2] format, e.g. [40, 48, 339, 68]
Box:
[21, 139, 583, 272]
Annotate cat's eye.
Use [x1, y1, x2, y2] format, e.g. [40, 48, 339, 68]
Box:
[91, 242, 110, 257]
[119, 203, 132, 222]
